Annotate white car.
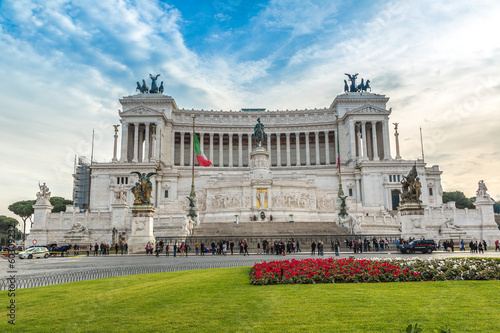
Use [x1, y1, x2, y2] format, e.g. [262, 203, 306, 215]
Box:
[18, 247, 50, 259]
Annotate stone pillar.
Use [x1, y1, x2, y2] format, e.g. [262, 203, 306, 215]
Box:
[144, 123, 150, 162]
[248, 134, 252, 162]
[200, 133, 204, 156]
[372, 121, 379, 161]
[27, 200, 54, 246]
[127, 206, 156, 254]
[180, 132, 185, 166]
[394, 123, 401, 160]
[295, 132, 301, 166]
[138, 125, 144, 163]
[132, 122, 139, 163]
[315, 131, 320, 165]
[324, 131, 330, 165]
[169, 129, 174, 165]
[276, 134, 281, 166]
[238, 133, 243, 167]
[349, 120, 356, 161]
[361, 121, 368, 159]
[209, 133, 214, 163]
[266, 134, 271, 161]
[150, 126, 157, 162]
[219, 133, 223, 166]
[119, 121, 128, 163]
[112, 127, 119, 162]
[305, 132, 311, 166]
[383, 119, 391, 160]
[356, 179, 361, 202]
[286, 132, 291, 166]
[335, 129, 340, 166]
[156, 125, 161, 163]
[228, 133, 233, 167]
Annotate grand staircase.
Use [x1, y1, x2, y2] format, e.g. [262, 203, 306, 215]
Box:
[192, 221, 349, 237]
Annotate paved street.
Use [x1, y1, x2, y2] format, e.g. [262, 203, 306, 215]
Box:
[4, 250, 500, 279]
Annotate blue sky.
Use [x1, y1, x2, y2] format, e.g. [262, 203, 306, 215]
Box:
[1, 0, 500, 220]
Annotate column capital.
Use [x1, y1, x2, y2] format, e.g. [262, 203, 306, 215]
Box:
[286, 132, 290, 137]
[209, 132, 214, 137]
[134, 122, 139, 126]
[295, 132, 300, 136]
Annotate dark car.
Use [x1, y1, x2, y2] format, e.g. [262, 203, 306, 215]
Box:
[400, 240, 436, 254]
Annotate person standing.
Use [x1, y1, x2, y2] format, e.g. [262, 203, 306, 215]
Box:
[195, 241, 199, 256]
[296, 240, 301, 253]
[222, 243, 227, 256]
[124, 243, 128, 254]
[200, 242, 205, 256]
[243, 241, 249, 256]
[230, 241, 234, 255]
[257, 242, 261, 255]
[334, 241, 339, 256]
[115, 243, 119, 255]
[86, 244, 90, 257]
[495, 240, 499, 252]
[165, 244, 170, 257]
[311, 241, 316, 255]
[173, 242, 177, 257]
[94, 243, 99, 256]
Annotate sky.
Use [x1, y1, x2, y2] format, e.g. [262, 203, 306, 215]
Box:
[1, 0, 499, 223]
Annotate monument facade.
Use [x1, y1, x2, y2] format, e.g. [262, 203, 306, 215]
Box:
[27, 74, 500, 246]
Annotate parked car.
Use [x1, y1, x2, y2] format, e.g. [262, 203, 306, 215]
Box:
[400, 240, 436, 254]
[18, 247, 50, 259]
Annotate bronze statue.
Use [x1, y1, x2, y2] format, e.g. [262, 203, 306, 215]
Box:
[149, 74, 160, 93]
[158, 81, 164, 94]
[344, 73, 358, 92]
[252, 117, 267, 147]
[400, 165, 422, 204]
[130, 172, 157, 205]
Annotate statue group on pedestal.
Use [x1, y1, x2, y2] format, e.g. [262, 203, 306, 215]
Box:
[344, 73, 371, 93]
[136, 74, 164, 94]
[400, 165, 422, 204]
[130, 172, 156, 205]
[36, 182, 51, 204]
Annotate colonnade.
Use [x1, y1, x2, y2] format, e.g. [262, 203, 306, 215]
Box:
[350, 120, 390, 161]
[119, 122, 160, 163]
[173, 130, 338, 168]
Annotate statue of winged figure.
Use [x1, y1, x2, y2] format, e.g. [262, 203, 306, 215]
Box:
[130, 171, 157, 205]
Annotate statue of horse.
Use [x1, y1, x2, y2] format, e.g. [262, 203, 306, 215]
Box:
[158, 81, 164, 94]
[141, 79, 149, 94]
[136, 81, 142, 93]
[364, 80, 371, 92]
[344, 80, 349, 93]
[356, 78, 365, 92]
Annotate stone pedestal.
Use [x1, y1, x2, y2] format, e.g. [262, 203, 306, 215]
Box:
[127, 205, 156, 254]
[26, 199, 53, 247]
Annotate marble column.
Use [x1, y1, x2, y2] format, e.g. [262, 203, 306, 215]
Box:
[248, 134, 252, 162]
[119, 121, 128, 162]
[200, 133, 204, 154]
[286, 132, 291, 166]
[144, 123, 150, 162]
[335, 130, 340, 166]
[383, 119, 391, 159]
[315, 131, 320, 165]
[276, 133, 281, 166]
[138, 125, 144, 162]
[238, 133, 243, 167]
[305, 132, 311, 166]
[169, 129, 174, 165]
[267, 134, 271, 162]
[180, 132, 185, 166]
[356, 179, 361, 202]
[228, 133, 233, 167]
[190, 132, 194, 166]
[132, 122, 139, 163]
[371, 121, 379, 161]
[324, 131, 330, 165]
[209, 133, 214, 163]
[361, 121, 368, 159]
[219, 133, 223, 166]
[295, 132, 301, 166]
[156, 125, 161, 163]
[349, 120, 356, 161]
[112, 126, 119, 163]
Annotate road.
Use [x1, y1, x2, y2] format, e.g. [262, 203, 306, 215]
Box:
[4, 250, 500, 278]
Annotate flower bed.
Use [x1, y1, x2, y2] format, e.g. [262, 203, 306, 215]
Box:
[249, 257, 500, 285]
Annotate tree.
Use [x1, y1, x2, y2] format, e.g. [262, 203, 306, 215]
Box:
[494, 201, 500, 214]
[8, 200, 35, 241]
[50, 196, 73, 213]
[0, 215, 23, 246]
[442, 191, 475, 209]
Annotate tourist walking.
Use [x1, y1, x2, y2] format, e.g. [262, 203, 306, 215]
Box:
[296, 240, 301, 253]
[257, 242, 262, 254]
[495, 240, 499, 252]
[243, 241, 249, 256]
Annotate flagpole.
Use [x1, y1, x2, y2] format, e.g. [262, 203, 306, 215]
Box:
[420, 126, 425, 162]
[190, 116, 196, 198]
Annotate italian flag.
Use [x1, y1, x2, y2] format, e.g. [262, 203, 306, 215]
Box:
[194, 133, 212, 167]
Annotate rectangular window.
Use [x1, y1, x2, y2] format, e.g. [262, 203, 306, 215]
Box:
[429, 188, 433, 196]
[117, 177, 120, 184]
[125, 177, 128, 185]
[164, 190, 168, 198]
[349, 188, 353, 197]
[397, 175, 401, 182]
[389, 175, 392, 182]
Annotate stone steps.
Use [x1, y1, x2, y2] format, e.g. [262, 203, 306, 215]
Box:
[192, 222, 349, 237]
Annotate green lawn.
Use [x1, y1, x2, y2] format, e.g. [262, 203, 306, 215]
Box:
[2, 267, 500, 332]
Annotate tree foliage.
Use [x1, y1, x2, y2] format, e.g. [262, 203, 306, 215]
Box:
[494, 201, 500, 214]
[50, 196, 73, 213]
[442, 191, 475, 209]
[0, 215, 23, 245]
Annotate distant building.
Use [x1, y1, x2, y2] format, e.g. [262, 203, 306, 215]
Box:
[72, 156, 90, 210]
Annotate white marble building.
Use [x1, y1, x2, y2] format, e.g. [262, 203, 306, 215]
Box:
[27, 85, 500, 246]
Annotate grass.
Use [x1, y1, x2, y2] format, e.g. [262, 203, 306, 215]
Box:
[2, 266, 500, 332]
